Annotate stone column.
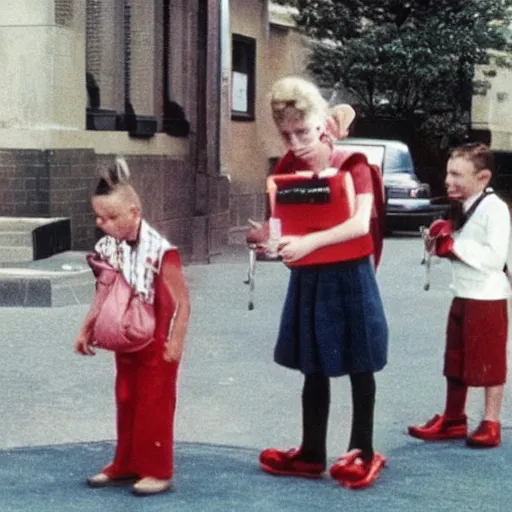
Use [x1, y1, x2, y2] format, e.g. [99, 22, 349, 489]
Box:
[0, 0, 86, 130]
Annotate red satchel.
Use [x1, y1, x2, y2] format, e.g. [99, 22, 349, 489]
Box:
[87, 254, 155, 353]
[267, 170, 364, 266]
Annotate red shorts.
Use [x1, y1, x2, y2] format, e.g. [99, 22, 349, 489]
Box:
[444, 298, 508, 387]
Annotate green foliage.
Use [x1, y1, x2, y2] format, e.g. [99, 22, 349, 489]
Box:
[294, 0, 512, 138]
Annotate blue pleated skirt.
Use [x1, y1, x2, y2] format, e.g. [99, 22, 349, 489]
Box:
[274, 257, 388, 377]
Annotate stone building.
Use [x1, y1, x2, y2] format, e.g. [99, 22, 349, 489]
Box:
[0, 0, 229, 263]
[0, 1, 310, 261]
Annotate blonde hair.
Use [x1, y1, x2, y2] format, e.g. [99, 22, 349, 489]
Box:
[270, 76, 328, 125]
[95, 156, 141, 210]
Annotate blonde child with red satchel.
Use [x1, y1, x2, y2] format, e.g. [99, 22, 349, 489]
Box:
[74, 157, 190, 496]
[248, 76, 388, 489]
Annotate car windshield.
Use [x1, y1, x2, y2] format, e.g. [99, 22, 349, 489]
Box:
[384, 146, 414, 174]
[335, 144, 384, 167]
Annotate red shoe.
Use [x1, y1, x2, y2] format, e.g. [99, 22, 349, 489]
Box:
[259, 448, 325, 478]
[335, 452, 387, 490]
[408, 414, 467, 441]
[466, 420, 501, 448]
[329, 449, 366, 481]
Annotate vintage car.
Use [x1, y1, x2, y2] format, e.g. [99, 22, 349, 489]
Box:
[334, 138, 446, 233]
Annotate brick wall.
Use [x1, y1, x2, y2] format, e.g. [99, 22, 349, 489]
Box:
[0, 149, 230, 262]
[0, 149, 49, 217]
[47, 149, 98, 249]
[0, 149, 97, 249]
[95, 154, 196, 257]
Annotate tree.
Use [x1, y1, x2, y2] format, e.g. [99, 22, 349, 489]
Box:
[293, 0, 512, 140]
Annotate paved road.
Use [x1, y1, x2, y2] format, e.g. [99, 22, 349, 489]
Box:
[0, 236, 511, 511]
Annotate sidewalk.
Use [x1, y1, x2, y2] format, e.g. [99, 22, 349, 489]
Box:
[0, 239, 511, 511]
[0, 245, 251, 307]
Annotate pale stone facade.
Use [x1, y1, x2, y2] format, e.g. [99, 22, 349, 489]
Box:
[0, 0, 85, 132]
[0, 0, 317, 252]
[472, 51, 512, 150]
[0, 0, 229, 262]
[226, 1, 310, 243]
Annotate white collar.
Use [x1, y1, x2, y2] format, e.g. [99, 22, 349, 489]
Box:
[462, 188, 492, 212]
[463, 193, 481, 213]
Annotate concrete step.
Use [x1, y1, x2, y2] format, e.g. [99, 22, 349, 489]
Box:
[0, 216, 71, 263]
[0, 231, 33, 247]
[0, 247, 34, 263]
[0, 217, 60, 231]
[0, 251, 94, 307]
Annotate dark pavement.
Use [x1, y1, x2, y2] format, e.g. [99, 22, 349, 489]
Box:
[2, 439, 511, 512]
[0, 237, 511, 511]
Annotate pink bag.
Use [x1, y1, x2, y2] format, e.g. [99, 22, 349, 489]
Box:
[87, 254, 155, 353]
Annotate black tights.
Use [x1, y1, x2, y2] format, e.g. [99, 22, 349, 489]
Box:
[300, 372, 376, 464]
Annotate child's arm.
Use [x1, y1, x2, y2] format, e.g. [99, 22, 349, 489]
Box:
[74, 251, 110, 356]
[247, 104, 357, 251]
[310, 192, 373, 243]
[278, 194, 373, 264]
[451, 204, 510, 271]
[156, 250, 191, 363]
[74, 307, 97, 356]
[278, 161, 374, 264]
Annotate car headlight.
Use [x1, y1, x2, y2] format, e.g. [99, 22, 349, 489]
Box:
[409, 185, 430, 199]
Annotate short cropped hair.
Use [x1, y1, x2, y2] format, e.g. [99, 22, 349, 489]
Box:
[449, 142, 494, 173]
[94, 157, 141, 210]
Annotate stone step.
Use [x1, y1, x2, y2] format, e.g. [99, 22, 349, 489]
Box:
[0, 217, 71, 263]
[0, 217, 79, 305]
[0, 251, 94, 307]
[0, 217, 60, 231]
[0, 247, 34, 263]
[0, 231, 33, 247]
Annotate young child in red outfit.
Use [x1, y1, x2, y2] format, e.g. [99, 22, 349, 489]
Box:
[74, 157, 190, 495]
[409, 142, 511, 448]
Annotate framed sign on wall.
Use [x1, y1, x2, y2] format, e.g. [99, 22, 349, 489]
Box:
[231, 34, 256, 121]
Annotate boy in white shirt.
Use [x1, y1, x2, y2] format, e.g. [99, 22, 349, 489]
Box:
[408, 142, 511, 448]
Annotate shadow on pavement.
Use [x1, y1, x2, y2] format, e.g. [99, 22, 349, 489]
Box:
[1, 439, 512, 511]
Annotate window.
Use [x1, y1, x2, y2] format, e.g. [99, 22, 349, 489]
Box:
[85, 0, 158, 137]
[85, 0, 125, 130]
[231, 34, 256, 121]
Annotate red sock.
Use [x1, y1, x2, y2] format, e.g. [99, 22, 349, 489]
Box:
[444, 378, 468, 420]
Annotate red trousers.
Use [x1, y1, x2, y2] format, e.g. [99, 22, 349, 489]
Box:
[106, 342, 179, 479]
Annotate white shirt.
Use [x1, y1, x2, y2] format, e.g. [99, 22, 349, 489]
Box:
[450, 192, 511, 299]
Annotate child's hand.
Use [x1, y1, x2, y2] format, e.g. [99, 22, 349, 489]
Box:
[163, 340, 183, 363]
[278, 235, 317, 263]
[428, 219, 452, 238]
[293, 138, 331, 173]
[74, 334, 96, 356]
[246, 219, 269, 246]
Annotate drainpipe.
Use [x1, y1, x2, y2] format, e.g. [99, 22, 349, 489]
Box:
[219, 0, 231, 177]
